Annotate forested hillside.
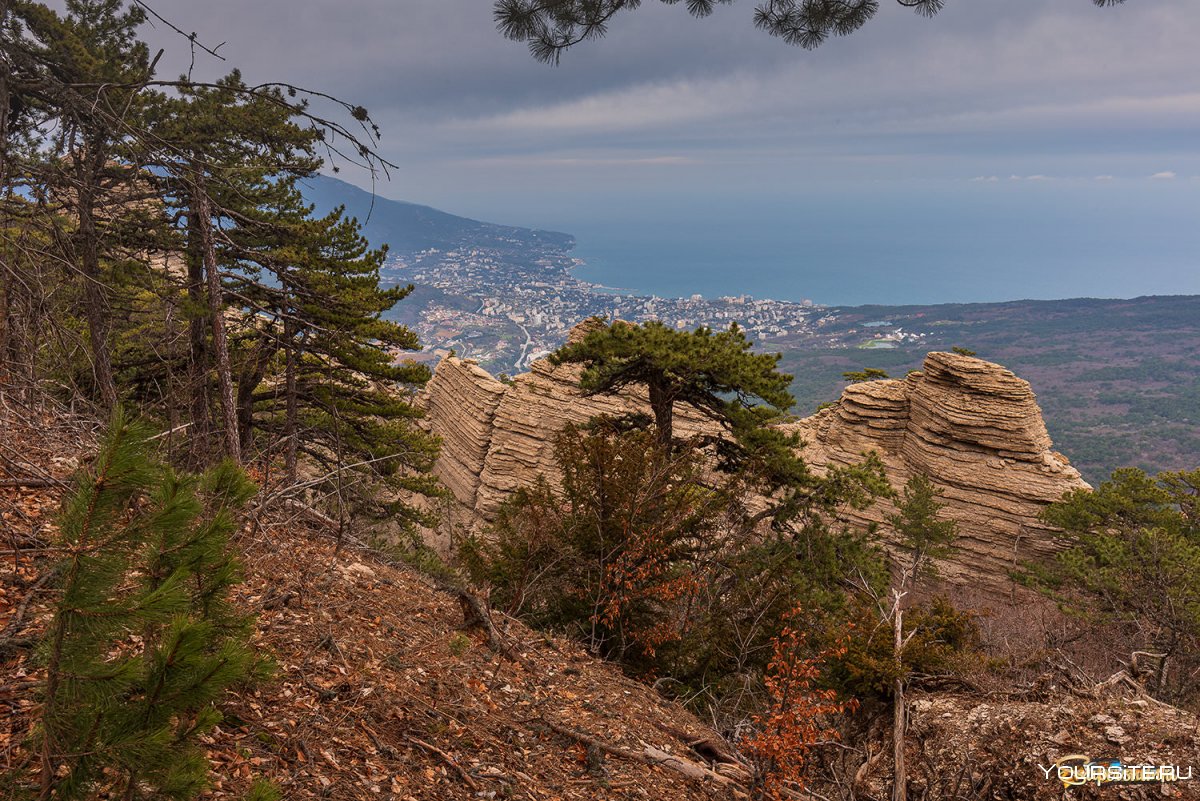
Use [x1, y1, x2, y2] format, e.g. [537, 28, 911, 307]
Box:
[778, 295, 1200, 483]
[302, 174, 574, 258]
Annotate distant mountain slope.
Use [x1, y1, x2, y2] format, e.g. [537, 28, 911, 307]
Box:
[299, 174, 574, 257]
[777, 295, 1200, 484]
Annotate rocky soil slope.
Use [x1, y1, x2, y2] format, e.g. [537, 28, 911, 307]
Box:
[0, 411, 737, 800]
[4, 409, 1196, 800]
[854, 688, 1199, 799]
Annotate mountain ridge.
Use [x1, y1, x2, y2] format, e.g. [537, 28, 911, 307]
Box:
[300, 174, 574, 257]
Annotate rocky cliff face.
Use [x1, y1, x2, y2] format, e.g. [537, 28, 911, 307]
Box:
[422, 355, 710, 522]
[421, 343, 1089, 595]
[781, 351, 1089, 590]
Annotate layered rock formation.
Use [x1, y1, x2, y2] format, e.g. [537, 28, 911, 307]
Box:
[423, 354, 709, 521]
[422, 340, 1089, 595]
[782, 352, 1089, 590]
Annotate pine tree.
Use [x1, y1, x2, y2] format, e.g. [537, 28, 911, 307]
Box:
[1027, 468, 1200, 703]
[496, 0, 1129, 64]
[461, 421, 725, 665]
[888, 472, 958, 587]
[551, 319, 794, 449]
[31, 0, 159, 409]
[247, 187, 443, 528]
[141, 73, 440, 527]
[549, 318, 886, 527]
[144, 71, 322, 464]
[843, 367, 890, 383]
[34, 411, 262, 800]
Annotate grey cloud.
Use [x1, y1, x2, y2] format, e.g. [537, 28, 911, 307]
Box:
[120, 0, 1199, 204]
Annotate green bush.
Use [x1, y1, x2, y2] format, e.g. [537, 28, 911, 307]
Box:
[826, 597, 985, 700]
[459, 419, 892, 703]
[459, 422, 726, 667]
[1024, 467, 1200, 705]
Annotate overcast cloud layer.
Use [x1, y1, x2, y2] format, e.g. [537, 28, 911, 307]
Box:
[127, 1, 1196, 207]
[111, 0, 1200, 303]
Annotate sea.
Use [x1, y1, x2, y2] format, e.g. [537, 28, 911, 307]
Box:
[536, 184, 1200, 307]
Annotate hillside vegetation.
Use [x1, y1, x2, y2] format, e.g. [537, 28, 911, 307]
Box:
[0, 409, 738, 800]
[779, 295, 1200, 483]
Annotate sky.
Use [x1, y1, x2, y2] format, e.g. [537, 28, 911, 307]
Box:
[130, 0, 1200, 302]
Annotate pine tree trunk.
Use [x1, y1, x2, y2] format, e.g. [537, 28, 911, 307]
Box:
[186, 210, 211, 465]
[648, 379, 673, 448]
[76, 155, 118, 410]
[2, 260, 36, 402]
[0, 0, 11, 188]
[0, 273, 10, 390]
[0, 0, 13, 395]
[283, 307, 298, 484]
[236, 340, 275, 453]
[193, 178, 240, 464]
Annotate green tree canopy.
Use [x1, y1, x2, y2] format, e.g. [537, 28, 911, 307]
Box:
[1026, 467, 1200, 704]
[459, 419, 891, 699]
[888, 472, 958, 587]
[550, 319, 794, 448]
[495, 0, 1129, 64]
[843, 367, 890, 383]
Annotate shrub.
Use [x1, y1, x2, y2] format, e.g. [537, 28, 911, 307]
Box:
[1024, 467, 1200, 705]
[743, 617, 855, 801]
[459, 419, 892, 704]
[459, 421, 724, 666]
[826, 596, 985, 700]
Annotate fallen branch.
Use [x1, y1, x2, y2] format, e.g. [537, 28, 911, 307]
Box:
[147, 422, 193, 441]
[539, 718, 645, 762]
[0, 478, 61, 488]
[278, 497, 340, 530]
[1091, 669, 1177, 710]
[0, 567, 58, 644]
[401, 733, 480, 791]
[645, 744, 749, 786]
[540, 719, 747, 794]
[651, 719, 743, 766]
[359, 721, 400, 759]
[455, 588, 532, 669]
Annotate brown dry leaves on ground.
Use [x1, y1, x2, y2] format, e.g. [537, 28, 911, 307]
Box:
[0, 410, 737, 800]
[197, 521, 739, 801]
[2, 406, 97, 782]
[6, 408, 1200, 801]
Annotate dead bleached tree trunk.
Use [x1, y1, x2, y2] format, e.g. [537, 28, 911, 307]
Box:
[892, 589, 906, 801]
[193, 174, 240, 464]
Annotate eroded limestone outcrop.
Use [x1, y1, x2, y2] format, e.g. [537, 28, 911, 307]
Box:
[421, 341, 1089, 595]
[423, 355, 710, 520]
[421, 358, 508, 514]
[782, 352, 1089, 590]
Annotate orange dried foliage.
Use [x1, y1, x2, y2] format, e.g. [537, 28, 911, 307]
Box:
[596, 518, 701, 659]
[744, 615, 856, 801]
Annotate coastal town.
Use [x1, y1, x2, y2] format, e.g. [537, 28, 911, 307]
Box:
[385, 244, 929, 375]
